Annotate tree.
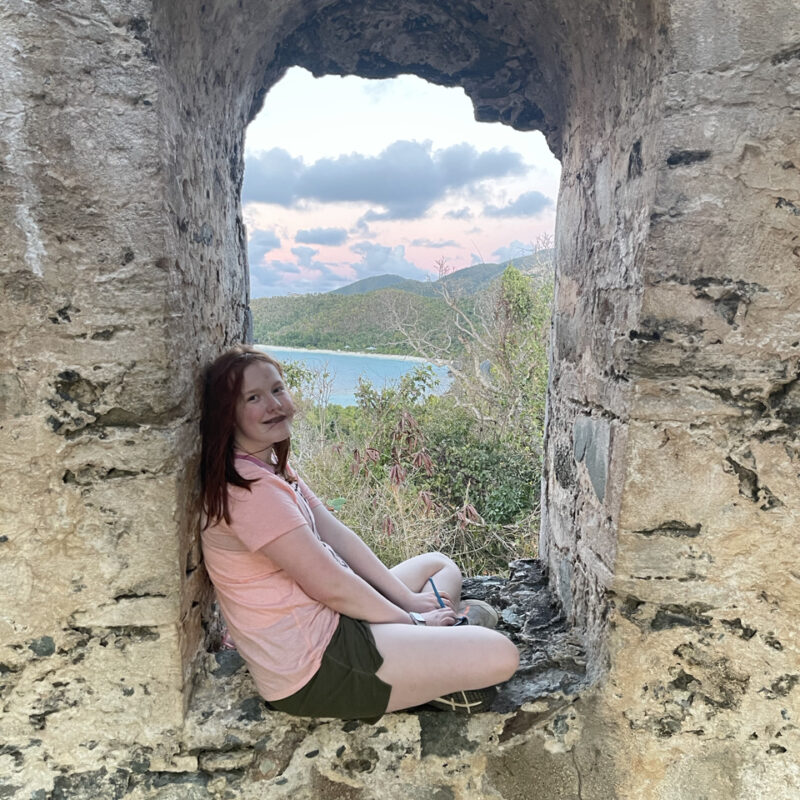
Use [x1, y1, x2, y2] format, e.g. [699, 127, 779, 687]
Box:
[387, 236, 554, 444]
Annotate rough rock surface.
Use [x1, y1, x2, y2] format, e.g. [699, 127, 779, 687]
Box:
[1, 0, 798, 797]
[10, 560, 590, 800]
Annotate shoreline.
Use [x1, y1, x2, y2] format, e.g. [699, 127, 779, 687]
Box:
[255, 343, 450, 367]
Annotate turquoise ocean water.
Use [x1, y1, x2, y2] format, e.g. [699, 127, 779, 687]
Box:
[255, 345, 451, 406]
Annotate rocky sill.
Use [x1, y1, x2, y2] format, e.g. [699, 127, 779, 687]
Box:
[200, 558, 588, 718]
[182, 559, 590, 747]
[24, 560, 591, 800]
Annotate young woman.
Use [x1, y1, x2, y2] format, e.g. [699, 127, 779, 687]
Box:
[200, 345, 519, 722]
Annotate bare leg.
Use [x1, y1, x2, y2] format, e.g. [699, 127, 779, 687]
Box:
[389, 552, 462, 606]
[370, 623, 519, 712]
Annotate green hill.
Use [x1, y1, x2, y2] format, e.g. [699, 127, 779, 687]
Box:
[250, 253, 553, 356]
[329, 274, 435, 296]
[251, 288, 453, 355]
[329, 254, 553, 298]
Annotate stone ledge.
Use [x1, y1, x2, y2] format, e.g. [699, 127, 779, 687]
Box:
[4, 561, 594, 799]
[105, 560, 592, 799]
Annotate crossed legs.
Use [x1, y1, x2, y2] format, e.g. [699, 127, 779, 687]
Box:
[372, 552, 519, 713]
[388, 551, 463, 606]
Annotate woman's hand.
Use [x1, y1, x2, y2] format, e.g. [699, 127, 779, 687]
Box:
[405, 590, 455, 614]
[415, 607, 459, 626]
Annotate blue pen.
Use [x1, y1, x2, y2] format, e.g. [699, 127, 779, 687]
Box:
[428, 578, 469, 625]
[428, 577, 446, 607]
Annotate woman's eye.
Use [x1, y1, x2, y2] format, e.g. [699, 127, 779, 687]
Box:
[247, 394, 259, 402]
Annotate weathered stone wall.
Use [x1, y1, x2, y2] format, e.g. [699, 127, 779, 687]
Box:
[603, 4, 800, 793]
[1, 0, 798, 797]
[543, 0, 800, 795]
[0, 0, 248, 788]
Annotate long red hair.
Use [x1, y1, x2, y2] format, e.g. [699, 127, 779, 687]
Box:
[200, 345, 291, 526]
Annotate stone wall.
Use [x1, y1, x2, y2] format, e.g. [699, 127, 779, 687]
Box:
[1, 0, 798, 797]
[0, 0, 248, 785]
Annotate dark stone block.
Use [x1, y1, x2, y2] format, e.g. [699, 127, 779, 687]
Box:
[669, 669, 700, 691]
[237, 697, 264, 722]
[28, 637, 55, 657]
[666, 149, 712, 167]
[619, 595, 645, 622]
[721, 618, 757, 640]
[628, 140, 643, 179]
[573, 416, 610, 501]
[213, 649, 246, 677]
[634, 521, 702, 538]
[772, 43, 800, 64]
[418, 712, 477, 757]
[51, 768, 131, 800]
[651, 604, 713, 631]
[770, 674, 799, 697]
[553, 442, 575, 488]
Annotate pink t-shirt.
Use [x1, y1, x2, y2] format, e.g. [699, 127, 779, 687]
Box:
[201, 455, 342, 700]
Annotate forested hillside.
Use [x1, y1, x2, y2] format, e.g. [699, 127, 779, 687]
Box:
[251, 253, 553, 354]
[250, 288, 454, 355]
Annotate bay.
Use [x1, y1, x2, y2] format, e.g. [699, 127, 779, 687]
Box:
[255, 345, 451, 406]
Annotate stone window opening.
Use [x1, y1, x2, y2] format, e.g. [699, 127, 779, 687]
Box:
[194, 57, 585, 717]
[182, 10, 597, 791]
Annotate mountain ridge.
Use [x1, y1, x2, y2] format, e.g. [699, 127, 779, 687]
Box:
[250, 251, 554, 355]
[329, 252, 552, 298]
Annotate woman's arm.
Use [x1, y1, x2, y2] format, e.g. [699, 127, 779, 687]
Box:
[310, 504, 453, 613]
[259, 521, 456, 625]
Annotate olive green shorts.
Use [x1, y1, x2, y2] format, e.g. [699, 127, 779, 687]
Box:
[268, 615, 392, 723]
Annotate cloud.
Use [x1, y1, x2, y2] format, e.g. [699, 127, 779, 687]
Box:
[249, 239, 430, 297]
[350, 241, 429, 280]
[242, 149, 304, 205]
[290, 245, 319, 267]
[251, 255, 348, 297]
[350, 218, 374, 238]
[492, 240, 532, 263]
[247, 229, 281, 266]
[444, 207, 473, 220]
[243, 140, 528, 219]
[410, 238, 459, 248]
[295, 227, 348, 246]
[484, 190, 554, 218]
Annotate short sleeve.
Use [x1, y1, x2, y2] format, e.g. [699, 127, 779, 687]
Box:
[296, 476, 322, 510]
[228, 474, 310, 552]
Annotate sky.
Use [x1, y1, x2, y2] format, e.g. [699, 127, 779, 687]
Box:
[243, 68, 561, 298]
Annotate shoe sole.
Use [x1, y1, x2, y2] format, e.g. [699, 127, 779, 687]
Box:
[427, 686, 498, 713]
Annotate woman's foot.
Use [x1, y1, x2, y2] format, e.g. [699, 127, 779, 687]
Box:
[458, 599, 499, 628]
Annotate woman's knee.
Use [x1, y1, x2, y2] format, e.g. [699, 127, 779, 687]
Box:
[427, 551, 460, 573]
[497, 635, 520, 681]
[482, 630, 519, 683]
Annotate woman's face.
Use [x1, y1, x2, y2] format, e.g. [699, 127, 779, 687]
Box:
[233, 361, 296, 458]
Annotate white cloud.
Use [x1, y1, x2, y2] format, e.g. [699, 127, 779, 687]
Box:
[484, 190, 554, 218]
[243, 141, 528, 219]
